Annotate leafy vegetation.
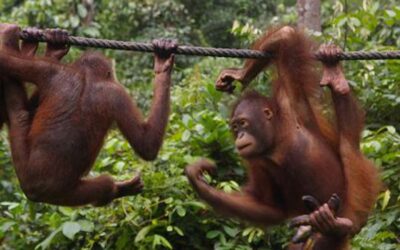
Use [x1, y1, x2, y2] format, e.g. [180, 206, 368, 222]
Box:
[0, 0, 399, 249]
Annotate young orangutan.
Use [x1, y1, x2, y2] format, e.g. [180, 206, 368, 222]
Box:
[185, 26, 380, 250]
[0, 23, 176, 206]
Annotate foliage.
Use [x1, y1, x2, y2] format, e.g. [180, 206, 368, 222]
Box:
[0, 0, 399, 249]
[322, 0, 400, 128]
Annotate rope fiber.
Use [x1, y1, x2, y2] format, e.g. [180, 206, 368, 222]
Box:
[19, 28, 400, 61]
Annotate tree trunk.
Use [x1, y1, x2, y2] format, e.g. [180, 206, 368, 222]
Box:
[82, 0, 95, 26]
[297, 0, 321, 32]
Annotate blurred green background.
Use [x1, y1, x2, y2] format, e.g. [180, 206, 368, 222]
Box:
[0, 0, 399, 249]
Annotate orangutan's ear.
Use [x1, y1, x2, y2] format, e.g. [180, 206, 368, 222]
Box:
[264, 108, 273, 120]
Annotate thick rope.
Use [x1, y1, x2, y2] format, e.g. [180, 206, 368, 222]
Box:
[19, 28, 400, 60]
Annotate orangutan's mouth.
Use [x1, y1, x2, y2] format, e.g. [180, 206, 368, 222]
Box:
[237, 143, 251, 151]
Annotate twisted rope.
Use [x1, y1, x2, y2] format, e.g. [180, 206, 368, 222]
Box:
[19, 28, 400, 60]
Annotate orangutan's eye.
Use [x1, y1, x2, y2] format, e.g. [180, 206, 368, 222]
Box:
[240, 119, 248, 128]
[231, 124, 239, 133]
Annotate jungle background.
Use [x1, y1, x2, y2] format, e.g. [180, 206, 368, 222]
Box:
[0, 0, 399, 249]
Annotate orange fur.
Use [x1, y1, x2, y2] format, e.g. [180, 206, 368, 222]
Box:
[187, 26, 380, 250]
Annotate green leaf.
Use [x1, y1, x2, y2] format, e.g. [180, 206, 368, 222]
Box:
[0, 222, 15, 232]
[182, 114, 191, 126]
[182, 130, 191, 142]
[62, 222, 81, 240]
[105, 138, 118, 150]
[164, 197, 174, 204]
[35, 228, 61, 250]
[152, 234, 172, 249]
[58, 207, 74, 216]
[386, 126, 396, 134]
[206, 230, 220, 239]
[173, 226, 184, 236]
[0, 202, 19, 210]
[381, 190, 391, 210]
[223, 226, 239, 237]
[195, 124, 204, 134]
[350, 17, 361, 27]
[232, 20, 240, 32]
[135, 225, 154, 243]
[114, 161, 125, 171]
[77, 220, 94, 232]
[176, 206, 186, 217]
[82, 27, 100, 37]
[116, 229, 130, 250]
[385, 10, 396, 17]
[370, 141, 382, 151]
[242, 227, 252, 237]
[183, 201, 207, 209]
[69, 16, 80, 28]
[77, 4, 88, 18]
